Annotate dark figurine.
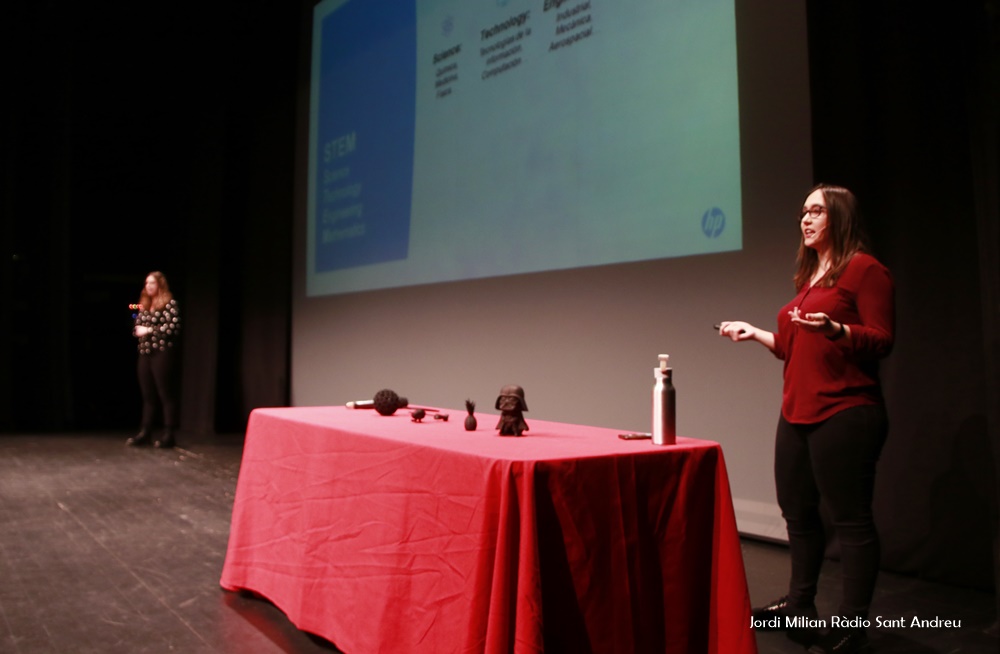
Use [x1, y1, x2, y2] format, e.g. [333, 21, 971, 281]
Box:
[495, 385, 528, 436]
[464, 399, 477, 431]
[410, 409, 426, 422]
[434, 413, 449, 421]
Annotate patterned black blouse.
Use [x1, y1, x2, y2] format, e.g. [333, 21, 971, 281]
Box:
[135, 299, 181, 355]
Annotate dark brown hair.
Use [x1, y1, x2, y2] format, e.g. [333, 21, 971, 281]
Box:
[793, 184, 870, 291]
[139, 271, 174, 311]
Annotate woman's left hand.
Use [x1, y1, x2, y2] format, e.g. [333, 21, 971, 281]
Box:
[788, 308, 837, 336]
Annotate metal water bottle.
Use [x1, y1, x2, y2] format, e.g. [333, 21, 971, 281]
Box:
[652, 354, 676, 445]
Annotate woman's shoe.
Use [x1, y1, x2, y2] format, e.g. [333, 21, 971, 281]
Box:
[126, 430, 152, 446]
[752, 596, 821, 645]
[807, 627, 871, 654]
[752, 596, 819, 626]
[153, 430, 175, 449]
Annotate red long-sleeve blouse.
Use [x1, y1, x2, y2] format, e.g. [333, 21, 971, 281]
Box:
[772, 252, 895, 424]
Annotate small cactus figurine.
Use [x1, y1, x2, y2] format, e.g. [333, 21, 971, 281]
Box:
[464, 399, 477, 431]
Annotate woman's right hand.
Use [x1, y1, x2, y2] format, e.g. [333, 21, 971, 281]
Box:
[718, 321, 755, 342]
[718, 321, 777, 352]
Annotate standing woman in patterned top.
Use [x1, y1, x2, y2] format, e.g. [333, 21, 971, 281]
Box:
[127, 271, 181, 448]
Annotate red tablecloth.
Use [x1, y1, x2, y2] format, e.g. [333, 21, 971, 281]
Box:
[220, 407, 757, 654]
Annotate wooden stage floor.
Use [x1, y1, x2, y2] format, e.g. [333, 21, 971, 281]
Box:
[0, 433, 995, 653]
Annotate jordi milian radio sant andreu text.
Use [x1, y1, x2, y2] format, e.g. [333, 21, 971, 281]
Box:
[752, 615, 963, 629]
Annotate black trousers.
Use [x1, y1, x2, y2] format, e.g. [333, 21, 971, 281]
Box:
[775, 403, 888, 618]
[137, 350, 178, 431]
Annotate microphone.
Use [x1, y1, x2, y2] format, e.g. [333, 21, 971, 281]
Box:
[346, 389, 409, 416]
[346, 389, 443, 417]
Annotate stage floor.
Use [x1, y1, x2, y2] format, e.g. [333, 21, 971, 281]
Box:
[0, 432, 995, 654]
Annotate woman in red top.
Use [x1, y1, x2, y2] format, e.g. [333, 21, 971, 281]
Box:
[719, 184, 894, 654]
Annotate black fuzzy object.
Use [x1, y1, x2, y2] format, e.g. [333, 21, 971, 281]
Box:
[373, 389, 407, 416]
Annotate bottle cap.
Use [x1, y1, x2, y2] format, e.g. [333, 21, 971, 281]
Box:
[658, 354, 669, 371]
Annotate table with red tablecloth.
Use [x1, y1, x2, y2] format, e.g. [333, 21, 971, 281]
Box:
[219, 407, 757, 654]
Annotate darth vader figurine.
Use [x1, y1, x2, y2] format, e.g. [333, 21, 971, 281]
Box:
[495, 384, 529, 436]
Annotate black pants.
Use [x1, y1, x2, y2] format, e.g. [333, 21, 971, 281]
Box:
[775, 404, 887, 618]
[137, 350, 178, 431]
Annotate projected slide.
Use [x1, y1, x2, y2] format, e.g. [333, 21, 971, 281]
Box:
[307, 0, 742, 296]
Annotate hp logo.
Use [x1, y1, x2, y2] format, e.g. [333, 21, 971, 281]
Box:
[702, 207, 726, 238]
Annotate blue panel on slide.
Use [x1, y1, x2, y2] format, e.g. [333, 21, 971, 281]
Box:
[314, 0, 416, 272]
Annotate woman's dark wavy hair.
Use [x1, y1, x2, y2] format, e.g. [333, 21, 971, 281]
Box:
[138, 271, 173, 311]
[794, 184, 870, 291]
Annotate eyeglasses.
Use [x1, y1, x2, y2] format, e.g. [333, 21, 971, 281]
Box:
[799, 206, 827, 220]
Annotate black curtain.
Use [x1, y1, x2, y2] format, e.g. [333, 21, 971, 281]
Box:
[806, 0, 1000, 592]
[1, 1, 296, 435]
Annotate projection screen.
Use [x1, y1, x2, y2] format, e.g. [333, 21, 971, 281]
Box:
[293, 0, 813, 541]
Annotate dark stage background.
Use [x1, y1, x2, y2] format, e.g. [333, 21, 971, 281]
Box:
[2, 0, 998, 601]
